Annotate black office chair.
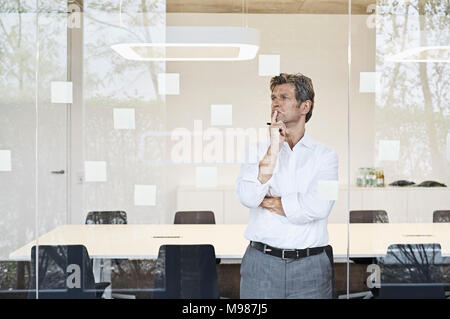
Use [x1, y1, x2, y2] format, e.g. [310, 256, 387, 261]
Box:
[349, 210, 389, 224]
[174, 211, 216, 224]
[350, 210, 388, 267]
[85, 211, 127, 225]
[152, 244, 220, 299]
[432, 210, 450, 296]
[344, 210, 389, 299]
[174, 211, 221, 264]
[85, 211, 142, 299]
[28, 245, 109, 299]
[433, 210, 450, 223]
[378, 243, 446, 299]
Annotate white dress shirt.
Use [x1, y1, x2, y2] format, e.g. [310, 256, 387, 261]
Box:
[236, 131, 338, 249]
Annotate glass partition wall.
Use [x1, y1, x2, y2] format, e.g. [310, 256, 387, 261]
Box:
[347, 0, 449, 299]
[0, 0, 69, 298]
[1, 0, 448, 299]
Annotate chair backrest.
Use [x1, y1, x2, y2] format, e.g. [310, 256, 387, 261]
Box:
[433, 210, 450, 223]
[152, 244, 220, 299]
[28, 245, 97, 299]
[349, 210, 389, 223]
[85, 211, 127, 225]
[378, 243, 445, 299]
[174, 211, 216, 224]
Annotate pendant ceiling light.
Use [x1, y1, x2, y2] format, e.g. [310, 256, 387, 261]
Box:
[385, 46, 449, 63]
[384, 29, 449, 63]
[111, 26, 260, 61]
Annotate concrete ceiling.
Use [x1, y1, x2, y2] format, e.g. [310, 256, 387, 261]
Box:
[166, 0, 376, 14]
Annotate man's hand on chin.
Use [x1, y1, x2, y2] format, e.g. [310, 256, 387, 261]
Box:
[260, 196, 286, 216]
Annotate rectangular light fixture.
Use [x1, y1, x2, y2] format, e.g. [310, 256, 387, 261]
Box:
[111, 26, 260, 61]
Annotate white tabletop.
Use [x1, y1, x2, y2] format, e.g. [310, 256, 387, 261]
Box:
[8, 223, 450, 261]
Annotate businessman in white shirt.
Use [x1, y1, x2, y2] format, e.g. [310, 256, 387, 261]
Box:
[236, 73, 338, 299]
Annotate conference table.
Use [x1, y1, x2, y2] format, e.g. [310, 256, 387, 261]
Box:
[9, 223, 450, 261]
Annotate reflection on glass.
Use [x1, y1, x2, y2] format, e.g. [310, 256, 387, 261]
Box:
[377, 244, 446, 299]
[375, 1, 449, 186]
[29, 245, 105, 299]
[348, 0, 449, 300]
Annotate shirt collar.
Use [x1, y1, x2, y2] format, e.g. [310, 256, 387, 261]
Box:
[285, 131, 315, 151]
[299, 131, 316, 149]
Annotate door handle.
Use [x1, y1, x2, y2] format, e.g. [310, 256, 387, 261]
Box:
[51, 170, 65, 174]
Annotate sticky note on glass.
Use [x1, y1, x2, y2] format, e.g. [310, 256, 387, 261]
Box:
[157, 73, 180, 95]
[211, 104, 232, 126]
[359, 72, 379, 93]
[51, 81, 73, 103]
[0, 150, 12, 171]
[378, 140, 400, 161]
[196, 167, 218, 188]
[258, 55, 280, 76]
[84, 161, 107, 182]
[113, 108, 135, 130]
[134, 184, 156, 206]
[317, 180, 339, 200]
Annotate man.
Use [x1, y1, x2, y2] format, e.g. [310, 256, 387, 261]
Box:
[236, 73, 338, 299]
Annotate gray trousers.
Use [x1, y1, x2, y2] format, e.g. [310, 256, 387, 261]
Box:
[240, 243, 334, 299]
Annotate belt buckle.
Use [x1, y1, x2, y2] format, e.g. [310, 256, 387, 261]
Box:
[281, 249, 297, 260]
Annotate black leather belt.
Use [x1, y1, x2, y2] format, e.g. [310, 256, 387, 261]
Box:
[250, 241, 327, 260]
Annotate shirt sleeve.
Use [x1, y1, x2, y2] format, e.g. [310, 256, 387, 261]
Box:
[281, 149, 339, 224]
[236, 142, 278, 209]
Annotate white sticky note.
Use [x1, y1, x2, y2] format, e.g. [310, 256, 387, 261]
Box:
[317, 180, 339, 200]
[447, 132, 450, 162]
[113, 108, 135, 129]
[211, 104, 232, 126]
[378, 140, 400, 161]
[134, 184, 156, 206]
[84, 161, 107, 182]
[157, 73, 180, 95]
[51, 81, 73, 103]
[196, 167, 218, 188]
[258, 55, 280, 76]
[359, 72, 379, 93]
[0, 150, 12, 171]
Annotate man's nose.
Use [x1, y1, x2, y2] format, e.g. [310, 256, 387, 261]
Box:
[272, 99, 280, 108]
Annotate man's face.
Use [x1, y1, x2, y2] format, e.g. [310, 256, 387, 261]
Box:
[271, 83, 303, 126]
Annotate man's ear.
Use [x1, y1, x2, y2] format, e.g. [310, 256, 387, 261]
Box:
[302, 101, 311, 115]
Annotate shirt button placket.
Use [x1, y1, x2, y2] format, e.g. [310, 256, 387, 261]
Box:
[288, 153, 296, 191]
